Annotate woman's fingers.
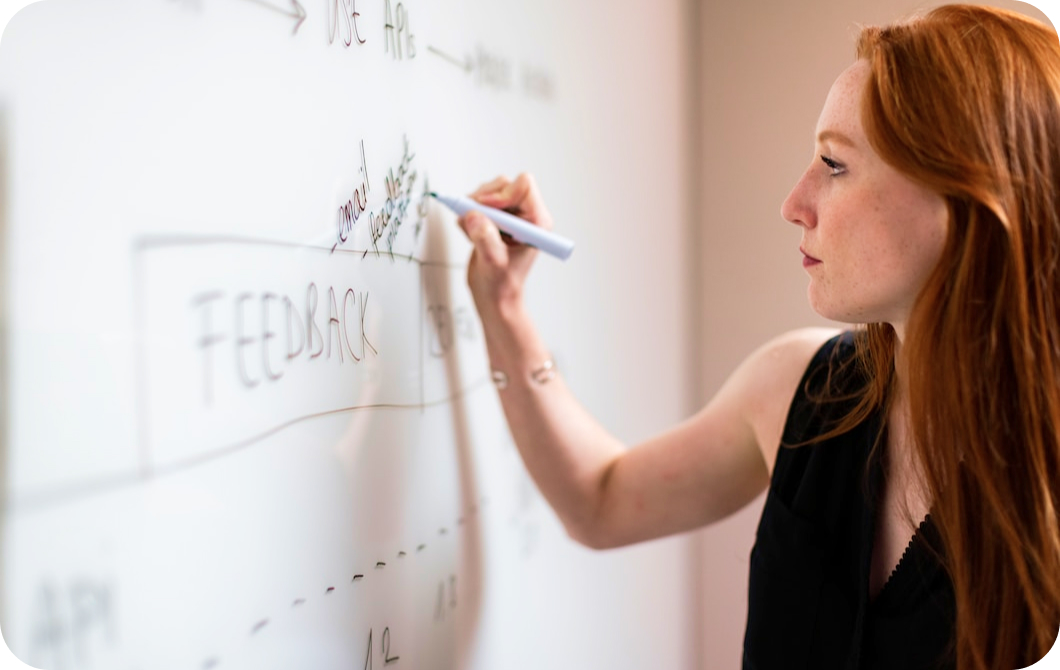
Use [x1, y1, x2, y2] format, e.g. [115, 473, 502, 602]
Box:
[456, 174, 548, 309]
[472, 173, 554, 231]
[506, 173, 553, 230]
[459, 210, 508, 268]
[471, 175, 511, 199]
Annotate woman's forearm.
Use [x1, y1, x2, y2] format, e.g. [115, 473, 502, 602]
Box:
[479, 301, 626, 548]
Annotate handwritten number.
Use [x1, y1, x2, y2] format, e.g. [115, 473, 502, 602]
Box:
[435, 581, 445, 621]
[362, 627, 398, 665]
[434, 576, 458, 622]
[362, 628, 372, 670]
[364, 628, 399, 667]
[382, 627, 399, 665]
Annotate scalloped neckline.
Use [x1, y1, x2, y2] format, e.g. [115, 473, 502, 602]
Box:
[872, 513, 933, 603]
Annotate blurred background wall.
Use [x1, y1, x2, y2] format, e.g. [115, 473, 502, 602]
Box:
[690, 1, 1052, 667]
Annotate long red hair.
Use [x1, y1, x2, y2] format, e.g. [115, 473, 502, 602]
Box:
[829, 5, 1060, 668]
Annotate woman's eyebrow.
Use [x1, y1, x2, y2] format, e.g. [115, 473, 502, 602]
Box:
[816, 129, 858, 148]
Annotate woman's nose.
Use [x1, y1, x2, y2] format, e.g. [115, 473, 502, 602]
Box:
[781, 169, 815, 229]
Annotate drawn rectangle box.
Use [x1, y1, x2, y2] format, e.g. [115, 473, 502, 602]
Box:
[134, 238, 424, 472]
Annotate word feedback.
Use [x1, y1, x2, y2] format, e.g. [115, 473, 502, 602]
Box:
[193, 283, 378, 405]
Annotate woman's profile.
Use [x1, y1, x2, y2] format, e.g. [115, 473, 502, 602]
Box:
[457, 5, 1060, 669]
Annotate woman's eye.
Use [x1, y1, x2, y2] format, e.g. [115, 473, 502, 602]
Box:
[820, 155, 845, 176]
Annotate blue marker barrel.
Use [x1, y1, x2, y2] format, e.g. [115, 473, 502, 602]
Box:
[431, 193, 575, 261]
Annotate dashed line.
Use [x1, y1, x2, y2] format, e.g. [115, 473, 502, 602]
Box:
[221, 495, 488, 668]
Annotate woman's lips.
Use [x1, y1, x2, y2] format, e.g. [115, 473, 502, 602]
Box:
[801, 248, 821, 268]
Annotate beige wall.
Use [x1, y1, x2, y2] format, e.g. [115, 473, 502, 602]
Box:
[692, 1, 1052, 667]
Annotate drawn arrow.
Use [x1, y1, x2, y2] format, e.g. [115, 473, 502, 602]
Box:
[427, 45, 473, 74]
[242, 0, 307, 35]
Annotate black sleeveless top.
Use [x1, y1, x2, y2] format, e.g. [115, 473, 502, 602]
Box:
[743, 333, 956, 670]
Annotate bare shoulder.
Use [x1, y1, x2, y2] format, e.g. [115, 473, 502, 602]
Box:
[727, 327, 841, 474]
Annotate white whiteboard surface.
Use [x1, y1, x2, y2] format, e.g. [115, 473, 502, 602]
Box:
[0, 1, 694, 669]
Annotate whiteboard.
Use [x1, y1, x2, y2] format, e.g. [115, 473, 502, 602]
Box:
[0, 1, 695, 668]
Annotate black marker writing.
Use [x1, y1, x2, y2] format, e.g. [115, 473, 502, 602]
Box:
[383, 0, 415, 59]
[359, 291, 378, 358]
[327, 287, 343, 362]
[307, 283, 323, 359]
[70, 580, 114, 662]
[363, 628, 401, 669]
[193, 292, 225, 406]
[242, 0, 306, 35]
[329, 0, 365, 47]
[262, 293, 283, 381]
[28, 578, 115, 669]
[235, 293, 259, 388]
[368, 136, 418, 258]
[383, 627, 400, 665]
[521, 64, 555, 101]
[475, 46, 512, 90]
[414, 174, 429, 249]
[434, 576, 457, 622]
[193, 285, 378, 405]
[335, 140, 371, 252]
[428, 303, 477, 358]
[343, 289, 362, 362]
[284, 295, 305, 360]
[428, 305, 452, 358]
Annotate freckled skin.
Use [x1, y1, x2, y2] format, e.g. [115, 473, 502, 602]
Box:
[781, 61, 949, 334]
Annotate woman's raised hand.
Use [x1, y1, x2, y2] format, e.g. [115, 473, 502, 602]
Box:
[456, 173, 554, 316]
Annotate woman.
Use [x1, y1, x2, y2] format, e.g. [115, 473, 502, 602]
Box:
[456, 5, 1060, 669]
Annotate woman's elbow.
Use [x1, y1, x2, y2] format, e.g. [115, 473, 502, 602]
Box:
[563, 518, 625, 551]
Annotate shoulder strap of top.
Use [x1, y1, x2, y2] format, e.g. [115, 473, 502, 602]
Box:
[780, 331, 861, 449]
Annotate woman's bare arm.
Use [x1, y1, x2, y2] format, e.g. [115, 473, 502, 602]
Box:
[458, 173, 837, 549]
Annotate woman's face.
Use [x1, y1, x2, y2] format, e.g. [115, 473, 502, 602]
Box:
[781, 60, 948, 337]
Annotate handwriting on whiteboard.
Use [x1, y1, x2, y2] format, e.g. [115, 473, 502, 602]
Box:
[334, 136, 423, 257]
[426, 44, 556, 101]
[335, 140, 371, 252]
[367, 135, 419, 258]
[329, 0, 365, 46]
[383, 0, 415, 59]
[134, 244, 482, 470]
[27, 578, 115, 670]
[242, 0, 307, 35]
[193, 284, 377, 404]
[427, 303, 477, 359]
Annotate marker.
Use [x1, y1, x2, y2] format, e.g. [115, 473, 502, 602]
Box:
[430, 192, 575, 261]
